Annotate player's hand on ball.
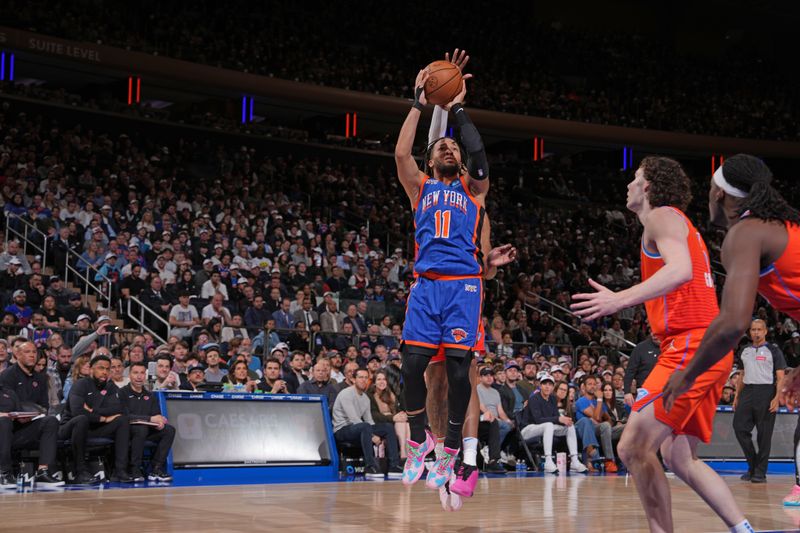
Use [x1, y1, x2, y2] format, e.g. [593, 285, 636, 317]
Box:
[780, 367, 800, 410]
[414, 69, 430, 106]
[445, 48, 470, 72]
[662, 369, 694, 412]
[570, 279, 622, 321]
[443, 73, 473, 111]
[488, 244, 517, 268]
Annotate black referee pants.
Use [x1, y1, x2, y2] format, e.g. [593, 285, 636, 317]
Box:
[733, 384, 777, 479]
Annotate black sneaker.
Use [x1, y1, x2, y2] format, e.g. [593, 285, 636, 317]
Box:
[751, 476, 767, 484]
[129, 468, 145, 483]
[110, 472, 135, 483]
[0, 472, 14, 489]
[147, 467, 173, 482]
[485, 461, 506, 474]
[35, 468, 65, 487]
[364, 465, 384, 480]
[71, 471, 99, 485]
[386, 465, 403, 479]
[740, 472, 752, 481]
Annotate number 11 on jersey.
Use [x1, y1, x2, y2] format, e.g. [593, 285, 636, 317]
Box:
[434, 210, 451, 239]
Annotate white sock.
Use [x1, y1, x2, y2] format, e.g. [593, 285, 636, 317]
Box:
[463, 437, 478, 466]
[729, 519, 754, 533]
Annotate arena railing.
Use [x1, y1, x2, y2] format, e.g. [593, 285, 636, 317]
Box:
[125, 295, 171, 346]
[4, 213, 48, 272]
[63, 247, 113, 313]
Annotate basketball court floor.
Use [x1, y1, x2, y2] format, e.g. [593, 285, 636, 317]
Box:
[2, 472, 800, 532]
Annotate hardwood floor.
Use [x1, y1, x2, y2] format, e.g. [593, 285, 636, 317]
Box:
[1, 473, 799, 532]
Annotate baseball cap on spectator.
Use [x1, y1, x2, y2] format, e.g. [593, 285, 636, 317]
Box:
[202, 343, 221, 354]
[539, 373, 555, 384]
[387, 354, 401, 362]
[49, 275, 60, 283]
[101, 204, 112, 211]
[96, 315, 111, 324]
[722, 383, 735, 391]
[573, 370, 586, 380]
[479, 367, 494, 376]
[793, 332, 800, 338]
[619, 354, 630, 361]
[344, 251, 354, 258]
[8, 257, 21, 266]
[323, 291, 334, 298]
[505, 361, 521, 371]
[12, 289, 26, 298]
[552, 365, 565, 375]
[187, 364, 205, 375]
[203, 258, 213, 266]
[75, 314, 91, 324]
[602, 369, 613, 376]
[559, 363, 571, 374]
[360, 341, 370, 349]
[230, 264, 240, 271]
[367, 354, 380, 363]
[69, 293, 82, 301]
[105, 252, 117, 261]
[729, 368, 740, 379]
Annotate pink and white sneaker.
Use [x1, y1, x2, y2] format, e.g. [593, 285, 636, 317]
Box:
[439, 481, 463, 512]
[784, 485, 800, 506]
[402, 431, 435, 486]
[426, 446, 459, 489]
[451, 462, 479, 498]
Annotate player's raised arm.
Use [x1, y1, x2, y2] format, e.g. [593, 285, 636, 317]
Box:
[571, 207, 692, 321]
[395, 69, 429, 207]
[442, 72, 486, 202]
[663, 221, 763, 410]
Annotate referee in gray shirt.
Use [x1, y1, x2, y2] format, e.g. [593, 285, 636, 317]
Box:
[733, 319, 786, 483]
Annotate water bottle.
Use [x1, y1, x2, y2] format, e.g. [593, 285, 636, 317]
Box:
[520, 460, 527, 472]
[16, 469, 23, 492]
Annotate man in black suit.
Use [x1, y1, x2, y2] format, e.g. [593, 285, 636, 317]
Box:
[293, 297, 319, 332]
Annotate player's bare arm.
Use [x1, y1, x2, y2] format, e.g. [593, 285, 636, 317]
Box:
[395, 69, 429, 207]
[479, 217, 516, 280]
[571, 207, 692, 321]
[663, 220, 764, 410]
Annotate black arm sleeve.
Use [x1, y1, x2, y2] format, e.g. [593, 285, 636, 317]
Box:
[451, 104, 488, 181]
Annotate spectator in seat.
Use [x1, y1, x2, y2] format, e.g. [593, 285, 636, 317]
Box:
[600, 382, 626, 448]
[520, 373, 587, 473]
[574, 375, 617, 473]
[320, 300, 345, 334]
[168, 290, 200, 340]
[293, 297, 319, 331]
[720, 384, 735, 406]
[272, 297, 294, 336]
[0, 257, 25, 291]
[181, 363, 207, 392]
[332, 368, 402, 479]
[251, 318, 280, 355]
[328, 350, 345, 383]
[258, 357, 291, 394]
[62, 354, 133, 483]
[476, 367, 511, 473]
[5, 289, 32, 327]
[200, 269, 229, 301]
[203, 345, 227, 383]
[343, 304, 366, 335]
[152, 354, 181, 391]
[298, 360, 338, 407]
[0, 240, 32, 274]
[283, 350, 308, 391]
[368, 369, 409, 460]
[335, 361, 359, 393]
[245, 295, 271, 330]
[221, 313, 250, 342]
[503, 361, 534, 416]
[121, 361, 175, 482]
[110, 356, 129, 389]
[201, 293, 231, 326]
[221, 360, 259, 392]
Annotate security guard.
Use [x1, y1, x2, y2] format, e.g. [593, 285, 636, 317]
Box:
[63, 354, 133, 483]
[120, 361, 175, 482]
[0, 382, 62, 487]
[734, 319, 786, 483]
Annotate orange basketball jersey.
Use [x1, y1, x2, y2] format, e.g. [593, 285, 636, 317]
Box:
[758, 220, 800, 321]
[640, 207, 719, 337]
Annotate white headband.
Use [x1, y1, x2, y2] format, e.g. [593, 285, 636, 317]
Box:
[713, 166, 747, 198]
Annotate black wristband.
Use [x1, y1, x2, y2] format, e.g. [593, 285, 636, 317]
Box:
[412, 101, 424, 111]
[413, 86, 425, 110]
[451, 103, 464, 114]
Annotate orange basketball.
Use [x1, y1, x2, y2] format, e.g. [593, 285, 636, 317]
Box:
[423, 60, 463, 106]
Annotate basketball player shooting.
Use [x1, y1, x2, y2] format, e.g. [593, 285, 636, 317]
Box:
[663, 154, 800, 509]
[570, 157, 751, 533]
[394, 54, 493, 489]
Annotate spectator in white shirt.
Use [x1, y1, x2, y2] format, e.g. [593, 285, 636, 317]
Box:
[168, 291, 200, 340]
[200, 270, 229, 300]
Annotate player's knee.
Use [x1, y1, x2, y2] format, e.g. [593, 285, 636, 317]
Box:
[617, 437, 639, 465]
[445, 353, 472, 396]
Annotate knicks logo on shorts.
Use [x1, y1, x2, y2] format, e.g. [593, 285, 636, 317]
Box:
[451, 328, 468, 343]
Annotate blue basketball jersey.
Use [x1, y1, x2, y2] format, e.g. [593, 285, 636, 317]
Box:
[413, 175, 484, 277]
